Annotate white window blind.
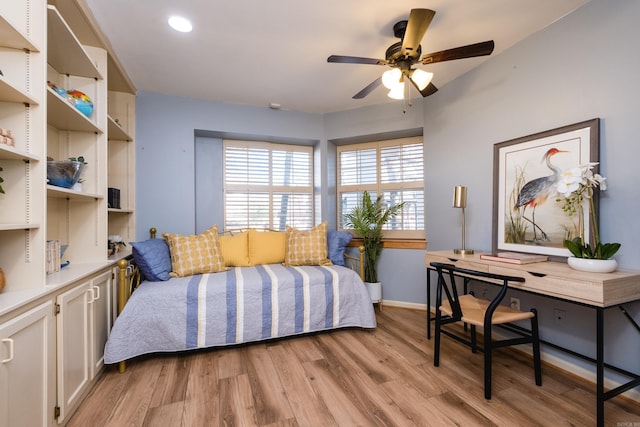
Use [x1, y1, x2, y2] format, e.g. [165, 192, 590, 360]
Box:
[223, 140, 313, 230]
[337, 136, 424, 238]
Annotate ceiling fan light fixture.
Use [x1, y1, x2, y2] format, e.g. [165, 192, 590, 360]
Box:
[382, 68, 402, 90]
[388, 83, 405, 100]
[410, 69, 433, 91]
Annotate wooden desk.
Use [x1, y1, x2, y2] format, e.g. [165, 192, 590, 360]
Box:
[425, 250, 640, 427]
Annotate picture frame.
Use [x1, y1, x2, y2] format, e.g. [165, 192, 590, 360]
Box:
[492, 118, 600, 259]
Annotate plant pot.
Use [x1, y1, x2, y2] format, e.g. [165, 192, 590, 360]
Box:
[365, 282, 382, 303]
[567, 257, 618, 273]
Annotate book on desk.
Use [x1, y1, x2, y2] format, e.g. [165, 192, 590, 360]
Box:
[479, 252, 548, 265]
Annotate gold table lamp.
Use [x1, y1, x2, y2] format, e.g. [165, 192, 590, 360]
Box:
[453, 185, 474, 255]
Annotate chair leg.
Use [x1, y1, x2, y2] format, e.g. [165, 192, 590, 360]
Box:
[434, 311, 441, 367]
[484, 327, 493, 400]
[470, 325, 477, 353]
[531, 309, 542, 386]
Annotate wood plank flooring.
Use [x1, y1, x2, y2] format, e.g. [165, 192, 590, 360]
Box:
[68, 307, 640, 426]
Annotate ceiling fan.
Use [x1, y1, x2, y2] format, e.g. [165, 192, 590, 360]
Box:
[327, 9, 495, 100]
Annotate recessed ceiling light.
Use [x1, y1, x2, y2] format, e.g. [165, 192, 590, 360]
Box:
[168, 16, 193, 33]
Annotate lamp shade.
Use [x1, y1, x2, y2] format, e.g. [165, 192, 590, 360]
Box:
[387, 83, 405, 99]
[410, 69, 433, 91]
[453, 185, 467, 208]
[382, 68, 402, 90]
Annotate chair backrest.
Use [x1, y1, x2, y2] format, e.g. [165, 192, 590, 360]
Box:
[430, 262, 526, 320]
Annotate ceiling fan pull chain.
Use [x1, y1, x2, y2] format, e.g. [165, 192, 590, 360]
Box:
[403, 80, 413, 114]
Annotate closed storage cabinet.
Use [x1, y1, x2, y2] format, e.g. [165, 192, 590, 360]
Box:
[56, 281, 91, 423]
[0, 301, 55, 427]
[89, 270, 112, 377]
[56, 269, 113, 423]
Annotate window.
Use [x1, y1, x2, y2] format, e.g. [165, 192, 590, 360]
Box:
[223, 140, 313, 230]
[337, 136, 424, 238]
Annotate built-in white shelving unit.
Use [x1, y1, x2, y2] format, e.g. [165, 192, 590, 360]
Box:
[1, 0, 136, 424]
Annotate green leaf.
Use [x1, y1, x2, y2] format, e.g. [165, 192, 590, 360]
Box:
[564, 237, 585, 257]
[564, 237, 621, 260]
[599, 242, 621, 260]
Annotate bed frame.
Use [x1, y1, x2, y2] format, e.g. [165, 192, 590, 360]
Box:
[115, 227, 365, 372]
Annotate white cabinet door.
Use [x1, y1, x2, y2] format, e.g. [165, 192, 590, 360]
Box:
[90, 270, 112, 377]
[56, 281, 91, 424]
[0, 301, 55, 427]
[56, 269, 114, 423]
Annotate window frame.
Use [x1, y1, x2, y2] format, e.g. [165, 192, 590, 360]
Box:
[223, 139, 314, 230]
[337, 136, 425, 240]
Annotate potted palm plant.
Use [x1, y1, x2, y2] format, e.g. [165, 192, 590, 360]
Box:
[343, 191, 405, 302]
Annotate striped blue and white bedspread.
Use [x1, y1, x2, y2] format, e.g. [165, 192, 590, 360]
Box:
[104, 264, 376, 363]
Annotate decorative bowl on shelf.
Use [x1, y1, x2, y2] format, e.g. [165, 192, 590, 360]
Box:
[47, 160, 85, 189]
[66, 89, 93, 117]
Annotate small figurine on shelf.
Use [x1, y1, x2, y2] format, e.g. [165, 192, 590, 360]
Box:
[108, 235, 126, 256]
[0, 165, 5, 194]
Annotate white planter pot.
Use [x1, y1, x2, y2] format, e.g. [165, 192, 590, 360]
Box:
[567, 257, 618, 273]
[365, 282, 382, 303]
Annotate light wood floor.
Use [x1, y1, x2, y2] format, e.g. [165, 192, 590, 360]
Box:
[68, 307, 640, 426]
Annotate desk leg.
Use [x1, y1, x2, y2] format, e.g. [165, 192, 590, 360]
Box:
[426, 268, 432, 340]
[596, 307, 604, 427]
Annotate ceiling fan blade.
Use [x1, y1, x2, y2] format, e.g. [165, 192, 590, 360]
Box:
[401, 9, 435, 58]
[327, 55, 387, 66]
[409, 79, 438, 97]
[420, 40, 495, 65]
[353, 77, 383, 99]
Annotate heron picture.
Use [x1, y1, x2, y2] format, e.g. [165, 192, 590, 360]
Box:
[492, 119, 599, 258]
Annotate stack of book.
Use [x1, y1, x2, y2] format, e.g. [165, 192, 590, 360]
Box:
[46, 240, 61, 274]
[479, 251, 548, 264]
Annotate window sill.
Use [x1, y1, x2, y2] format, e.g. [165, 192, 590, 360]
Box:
[347, 238, 427, 250]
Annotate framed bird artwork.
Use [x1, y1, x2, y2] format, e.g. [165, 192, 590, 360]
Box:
[492, 118, 600, 260]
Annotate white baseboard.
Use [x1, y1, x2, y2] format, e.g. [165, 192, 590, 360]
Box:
[381, 299, 428, 311]
[382, 300, 640, 404]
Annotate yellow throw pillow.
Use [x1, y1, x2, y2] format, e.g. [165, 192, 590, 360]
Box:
[163, 226, 226, 277]
[285, 221, 332, 266]
[220, 231, 251, 267]
[248, 229, 286, 265]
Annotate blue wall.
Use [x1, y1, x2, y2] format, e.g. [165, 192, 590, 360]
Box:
[135, 96, 323, 236]
[136, 0, 640, 386]
[422, 0, 640, 387]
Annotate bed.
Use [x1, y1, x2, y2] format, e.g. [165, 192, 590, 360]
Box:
[104, 223, 376, 370]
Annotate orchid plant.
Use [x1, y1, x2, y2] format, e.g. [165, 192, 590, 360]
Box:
[555, 162, 620, 260]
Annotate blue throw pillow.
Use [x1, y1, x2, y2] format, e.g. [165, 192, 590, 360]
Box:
[327, 230, 353, 266]
[130, 238, 172, 281]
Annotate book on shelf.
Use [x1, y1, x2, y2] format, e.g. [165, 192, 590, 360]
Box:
[46, 240, 61, 274]
[479, 252, 548, 264]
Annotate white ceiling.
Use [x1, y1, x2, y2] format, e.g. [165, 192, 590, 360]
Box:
[83, 0, 589, 114]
